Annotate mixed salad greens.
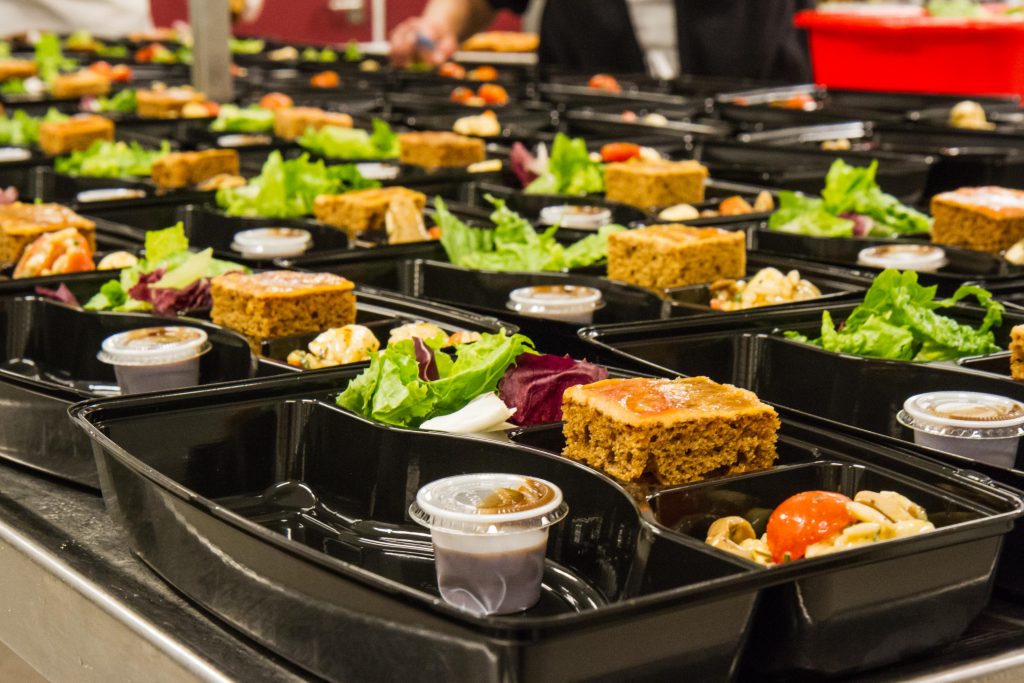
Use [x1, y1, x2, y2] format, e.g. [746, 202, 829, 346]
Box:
[55, 140, 171, 177]
[298, 118, 399, 160]
[0, 108, 68, 146]
[216, 150, 379, 218]
[524, 133, 605, 196]
[86, 223, 247, 315]
[92, 88, 138, 114]
[35, 32, 78, 84]
[229, 38, 266, 55]
[302, 46, 339, 63]
[435, 195, 625, 271]
[769, 160, 932, 238]
[210, 104, 275, 133]
[784, 269, 1003, 362]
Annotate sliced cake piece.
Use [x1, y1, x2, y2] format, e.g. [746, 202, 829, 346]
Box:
[607, 224, 746, 289]
[931, 187, 1024, 254]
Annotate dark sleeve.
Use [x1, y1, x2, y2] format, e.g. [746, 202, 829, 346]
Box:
[486, 0, 529, 12]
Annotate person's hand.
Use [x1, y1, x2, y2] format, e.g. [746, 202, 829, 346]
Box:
[389, 16, 458, 68]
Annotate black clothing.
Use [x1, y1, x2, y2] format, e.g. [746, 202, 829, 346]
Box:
[489, 0, 813, 82]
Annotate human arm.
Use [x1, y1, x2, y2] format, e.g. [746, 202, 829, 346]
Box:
[389, 0, 498, 67]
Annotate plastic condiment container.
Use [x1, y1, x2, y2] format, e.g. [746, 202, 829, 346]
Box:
[539, 204, 612, 230]
[76, 188, 147, 203]
[857, 245, 947, 272]
[231, 228, 312, 259]
[410, 473, 568, 615]
[98, 326, 211, 394]
[217, 134, 272, 147]
[897, 391, 1024, 468]
[355, 162, 400, 180]
[0, 147, 32, 162]
[507, 285, 604, 324]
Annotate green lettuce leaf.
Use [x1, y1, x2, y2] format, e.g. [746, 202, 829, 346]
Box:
[336, 332, 535, 428]
[35, 32, 77, 84]
[436, 195, 624, 272]
[525, 133, 605, 196]
[298, 117, 399, 160]
[95, 88, 137, 114]
[0, 107, 68, 146]
[145, 223, 190, 264]
[216, 150, 379, 218]
[55, 140, 171, 178]
[209, 104, 275, 133]
[784, 269, 1003, 362]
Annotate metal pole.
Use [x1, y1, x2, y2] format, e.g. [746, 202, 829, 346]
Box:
[188, 0, 234, 103]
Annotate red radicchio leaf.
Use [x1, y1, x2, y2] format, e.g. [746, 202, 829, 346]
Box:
[498, 353, 608, 426]
[128, 269, 213, 316]
[509, 142, 538, 188]
[35, 284, 81, 308]
[413, 337, 439, 381]
[840, 212, 874, 237]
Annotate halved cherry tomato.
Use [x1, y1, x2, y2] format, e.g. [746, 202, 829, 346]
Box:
[775, 93, 816, 110]
[438, 62, 466, 79]
[110, 64, 133, 82]
[766, 491, 853, 563]
[600, 142, 641, 163]
[202, 101, 221, 117]
[427, 226, 442, 240]
[310, 71, 340, 88]
[478, 83, 508, 106]
[259, 92, 294, 110]
[468, 65, 498, 82]
[588, 73, 621, 93]
[450, 86, 474, 104]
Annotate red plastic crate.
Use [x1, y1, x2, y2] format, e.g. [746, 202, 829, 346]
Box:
[795, 10, 1024, 97]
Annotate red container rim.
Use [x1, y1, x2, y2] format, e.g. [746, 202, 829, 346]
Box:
[795, 9, 1024, 35]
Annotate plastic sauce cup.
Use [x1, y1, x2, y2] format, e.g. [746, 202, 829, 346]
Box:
[507, 285, 604, 324]
[897, 391, 1024, 468]
[539, 204, 612, 230]
[857, 245, 947, 272]
[231, 228, 312, 259]
[410, 473, 568, 615]
[98, 326, 211, 394]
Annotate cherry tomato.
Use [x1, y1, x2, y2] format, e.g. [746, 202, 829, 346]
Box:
[766, 491, 853, 563]
[134, 44, 156, 62]
[88, 61, 113, 77]
[110, 64, 133, 82]
[259, 92, 294, 110]
[718, 195, 755, 216]
[478, 83, 508, 105]
[450, 86, 474, 104]
[310, 71, 340, 88]
[588, 73, 621, 93]
[202, 101, 221, 117]
[438, 62, 466, 79]
[468, 65, 498, 81]
[600, 142, 641, 163]
[427, 226, 442, 240]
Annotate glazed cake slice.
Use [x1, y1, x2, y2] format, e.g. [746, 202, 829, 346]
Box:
[607, 224, 746, 289]
[211, 270, 356, 342]
[1012, 325, 1024, 381]
[398, 131, 485, 169]
[314, 187, 426, 238]
[562, 377, 779, 485]
[931, 187, 1024, 254]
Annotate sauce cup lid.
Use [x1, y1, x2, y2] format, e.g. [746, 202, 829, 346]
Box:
[539, 204, 612, 230]
[98, 326, 211, 366]
[857, 245, 947, 272]
[507, 285, 604, 315]
[898, 391, 1024, 438]
[410, 473, 568, 535]
[231, 228, 312, 258]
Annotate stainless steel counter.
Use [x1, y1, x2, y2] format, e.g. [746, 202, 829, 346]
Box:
[0, 457, 1023, 683]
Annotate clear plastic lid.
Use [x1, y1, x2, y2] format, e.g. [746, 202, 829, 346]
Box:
[356, 162, 400, 181]
[539, 204, 612, 230]
[217, 134, 272, 147]
[0, 147, 32, 163]
[857, 245, 947, 272]
[76, 188, 147, 203]
[898, 391, 1024, 439]
[231, 228, 312, 258]
[507, 285, 604, 316]
[98, 326, 211, 366]
[410, 473, 568, 535]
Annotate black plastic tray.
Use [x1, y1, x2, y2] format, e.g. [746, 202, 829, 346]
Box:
[70, 369, 1024, 679]
[394, 256, 868, 357]
[70, 370, 763, 682]
[0, 296, 262, 488]
[748, 224, 1024, 295]
[513, 418, 1023, 675]
[34, 167, 214, 210]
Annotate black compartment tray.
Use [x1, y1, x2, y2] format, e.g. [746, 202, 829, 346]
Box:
[70, 372, 762, 683]
[0, 296, 262, 488]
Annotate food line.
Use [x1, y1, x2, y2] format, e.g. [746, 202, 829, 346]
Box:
[4, 23, 1024, 682]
